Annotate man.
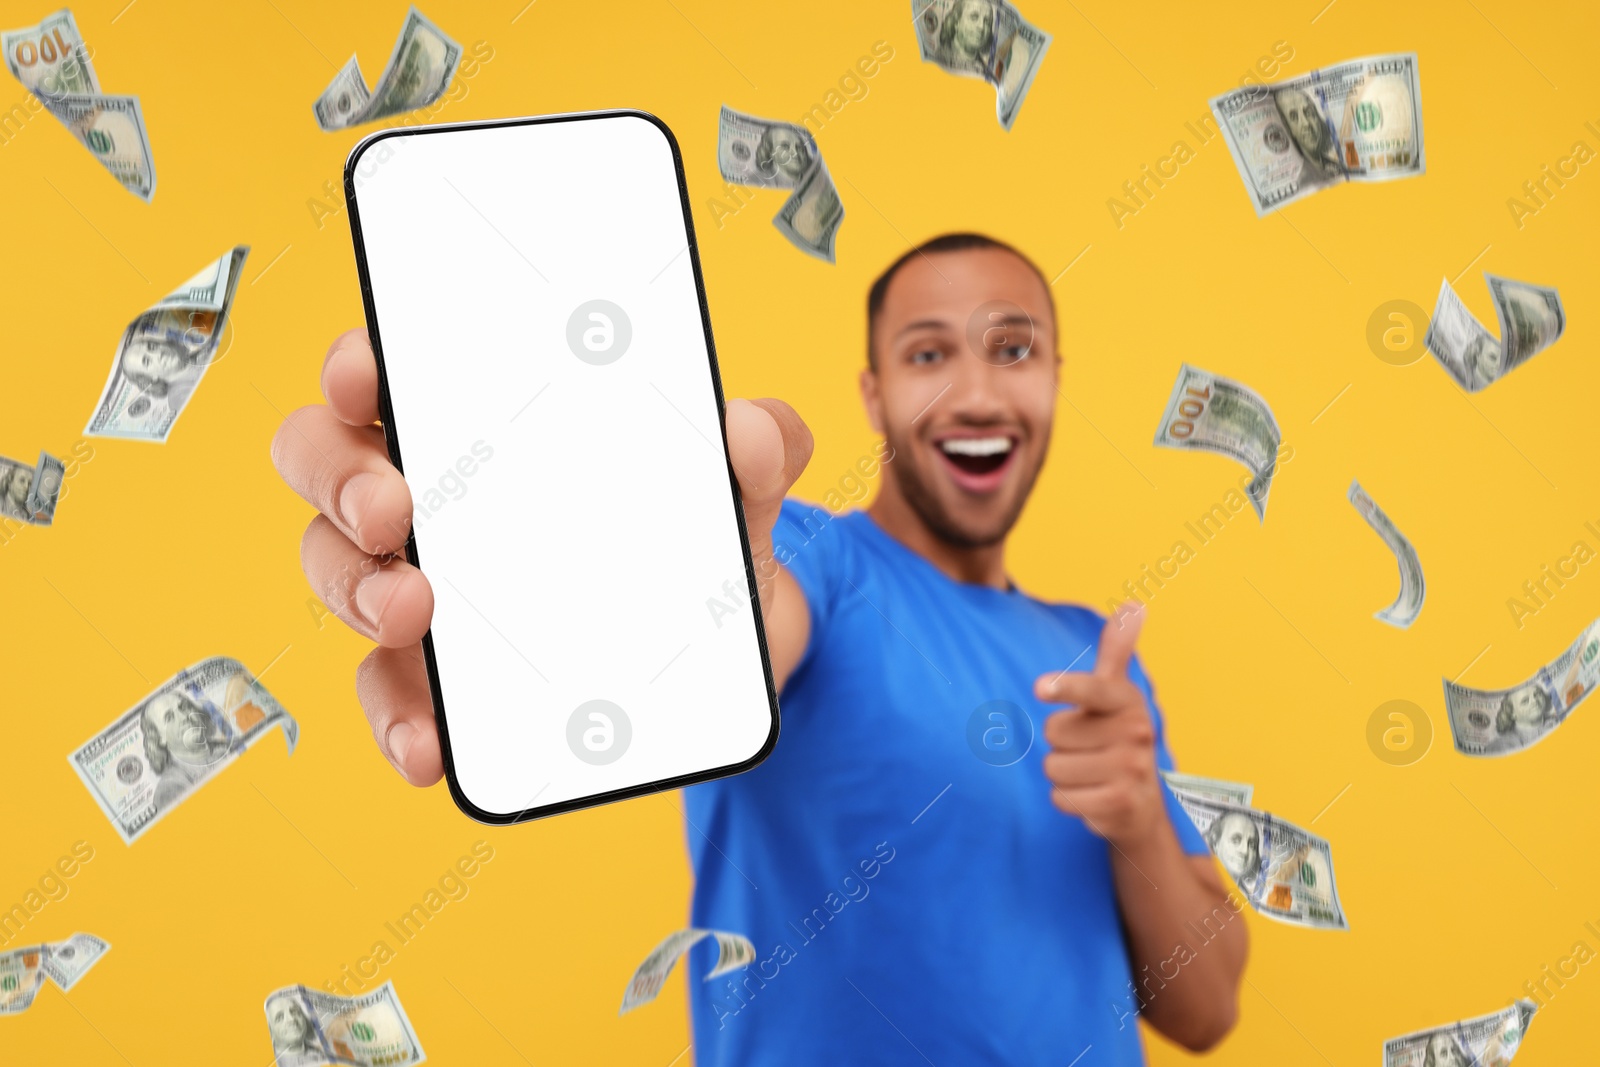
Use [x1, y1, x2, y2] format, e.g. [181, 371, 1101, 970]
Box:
[1423, 1031, 1471, 1067]
[1273, 86, 1342, 183]
[1496, 682, 1557, 745]
[754, 123, 813, 186]
[272, 232, 1247, 1063]
[1204, 811, 1262, 896]
[140, 689, 232, 810]
[0, 461, 30, 521]
[936, 0, 996, 75]
[265, 990, 324, 1063]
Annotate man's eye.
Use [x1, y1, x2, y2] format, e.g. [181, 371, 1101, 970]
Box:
[996, 344, 1031, 363]
[909, 348, 942, 365]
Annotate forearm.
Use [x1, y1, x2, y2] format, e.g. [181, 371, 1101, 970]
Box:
[1109, 820, 1247, 1051]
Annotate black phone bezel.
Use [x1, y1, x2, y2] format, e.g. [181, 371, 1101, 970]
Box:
[343, 109, 781, 826]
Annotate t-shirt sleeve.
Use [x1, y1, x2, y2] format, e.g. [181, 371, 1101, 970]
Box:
[1126, 653, 1211, 858]
[772, 499, 852, 681]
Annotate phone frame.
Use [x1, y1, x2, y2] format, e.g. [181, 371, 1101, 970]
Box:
[343, 109, 780, 825]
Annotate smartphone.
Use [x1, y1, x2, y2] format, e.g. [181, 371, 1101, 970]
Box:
[344, 111, 779, 823]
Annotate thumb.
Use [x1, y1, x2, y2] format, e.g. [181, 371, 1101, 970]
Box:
[725, 398, 813, 537]
[1094, 601, 1144, 680]
[725, 399, 813, 617]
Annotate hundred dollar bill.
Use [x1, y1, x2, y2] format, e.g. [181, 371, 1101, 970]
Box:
[0, 450, 63, 526]
[1445, 617, 1600, 757]
[265, 982, 425, 1066]
[1170, 792, 1348, 930]
[0, 945, 48, 1015]
[1153, 363, 1281, 520]
[1424, 274, 1565, 392]
[314, 7, 460, 131]
[1383, 1000, 1537, 1067]
[1161, 770, 1253, 807]
[41, 933, 109, 992]
[717, 105, 845, 263]
[69, 656, 298, 844]
[3, 12, 156, 200]
[911, 0, 1051, 130]
[2, 9, 99, 103]
[85, 245, 248, 442]
[1348, 480, 1424, 628]
[620, 928, 756, 1014]
[1211, 52, 1423, 216]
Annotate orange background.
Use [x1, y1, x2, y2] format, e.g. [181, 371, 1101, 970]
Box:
[2, 0, 1597, 1063]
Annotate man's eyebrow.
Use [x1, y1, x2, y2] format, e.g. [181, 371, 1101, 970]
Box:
[893, 318, 954, 338]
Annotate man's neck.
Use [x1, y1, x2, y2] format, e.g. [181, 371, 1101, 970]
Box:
[867, 490, 1010, 591]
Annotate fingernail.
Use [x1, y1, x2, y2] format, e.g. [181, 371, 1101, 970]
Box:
[387, 721, 418, 779]
[354, 567, 404, 633]
[338, 472, 379, 531]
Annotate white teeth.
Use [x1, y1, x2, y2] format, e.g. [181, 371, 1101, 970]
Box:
[940, 436, 1012, 457]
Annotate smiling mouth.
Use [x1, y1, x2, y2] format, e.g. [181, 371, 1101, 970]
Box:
[935, 435, 1017, 492]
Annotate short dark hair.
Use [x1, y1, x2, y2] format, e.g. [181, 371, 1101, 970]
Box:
[865, 232, 1053, 370]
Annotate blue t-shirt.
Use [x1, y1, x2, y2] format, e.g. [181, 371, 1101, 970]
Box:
[683, 501, 1209, 1066]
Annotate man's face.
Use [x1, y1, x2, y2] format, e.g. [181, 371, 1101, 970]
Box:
[267, 995, 311, 1045]
[1275, 89, 1324, 156]
[863, 247, 1057, 548]
[143, 692, 219, 763]
[1507, 686, 1546, 726]
[1426, 1034, 1466, 1067]
[764, 128, 810, 182]
[954, 0, 994, 54]
[1466, 336, 1503, 383]
[7, 468, 31, 505]
[1213, 814, 1256, 878]
[123, 338, 186, 383]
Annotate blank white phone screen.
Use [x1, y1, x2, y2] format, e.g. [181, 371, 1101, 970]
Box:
[349, 113, 776, 819]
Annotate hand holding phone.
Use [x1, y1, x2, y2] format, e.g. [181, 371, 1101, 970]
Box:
[272, 115, 812, 819]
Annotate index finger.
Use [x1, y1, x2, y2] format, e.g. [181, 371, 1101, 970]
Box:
[321, 328, 381, 426]
[1093, 601, 1145, 680]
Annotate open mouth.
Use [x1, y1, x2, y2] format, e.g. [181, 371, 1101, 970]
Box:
[935, 434, 1017, 493]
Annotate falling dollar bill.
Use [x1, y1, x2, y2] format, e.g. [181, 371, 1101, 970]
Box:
[0, 935, 110, 1014]
[1348, 480, 1425, 629]
[717, 105, 843, 263]
[85, 245, 249, 442]
[620, 928, 756, 1015]
[1210, 52, 1423, 216]
[1161, 770, 1253, 807]
[0, 945, 47, 1015]
[1170, 791, 1348, 930]
[1383, 1000, 1537, 1067]
[1424, 274, 1565, 392]
[1445, 618, 1600, 757]
[0, 450, 64, 526]
[265, 982, 426, 1066]
[910, 0, 1051, 130]
[314, 7, 460, 131]
[3, 10, 156, 200]
[39, 933, 109, 992]
[1153, 363, 1281, 520]
[69, 656, 298, 844]
[2, 9, 97, 99]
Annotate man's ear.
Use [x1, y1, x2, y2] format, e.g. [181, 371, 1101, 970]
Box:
[859, 366, 884, 435]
